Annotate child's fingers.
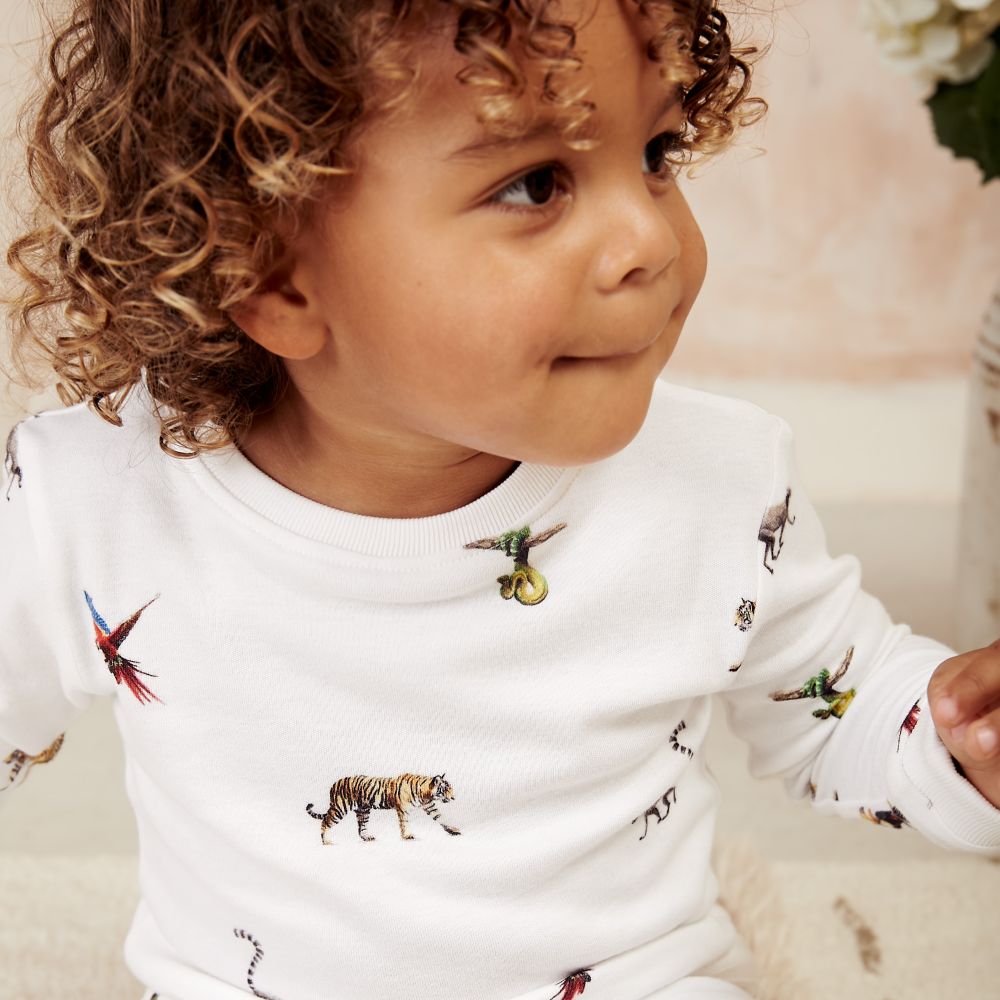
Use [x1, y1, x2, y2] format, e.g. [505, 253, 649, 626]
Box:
[948, 705, 1000, 762]
[928, 645, 1000, 730]
[927, 649, 982, 718]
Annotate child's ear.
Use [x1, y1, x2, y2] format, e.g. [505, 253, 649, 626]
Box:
[227, 262, 328, 361]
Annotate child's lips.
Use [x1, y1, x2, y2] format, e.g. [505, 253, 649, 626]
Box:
[565, 300, 678, 361]
[563, 329, 662, 361]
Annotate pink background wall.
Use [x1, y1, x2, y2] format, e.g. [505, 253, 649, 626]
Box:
[2, 0, 998, 382]
[670, 0, 1000, 380]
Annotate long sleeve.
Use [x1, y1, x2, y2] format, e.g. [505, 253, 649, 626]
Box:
[0, 417, 92, 798]
[718, 415, 1000, 855]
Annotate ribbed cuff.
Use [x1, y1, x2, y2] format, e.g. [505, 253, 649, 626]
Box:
[890, 694, 1000, 854]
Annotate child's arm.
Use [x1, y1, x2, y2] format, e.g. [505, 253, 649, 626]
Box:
[717, 416, 1000, 856]
[0, 418, 93, 801]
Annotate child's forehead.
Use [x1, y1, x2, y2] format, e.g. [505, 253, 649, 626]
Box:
[409, 0, 668, 82]
[386, 0, 691, 144]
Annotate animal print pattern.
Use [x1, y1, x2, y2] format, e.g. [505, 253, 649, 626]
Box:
[726, 483, 797, 666]
[233, 929, 284, 1000]
[464, 522, 567, 605]
[859, 804, 909, 828]
[753, 480, 903, 828]
[669, 720, 694, 759]
[550, 969, 592, 998]
[733, 598, 756, 632]
[3, 423, 23, 500]
[769, 646, 857, 720]
[3, 414, 47, 499]
[305, 772, 461, 844]
[20, 459, 917, 1000]
[632, 786, 677, 841]
[758, 487, 795, 575]
[0, 733, 65, 791]
[630, 717, 695, 840]
[807, 778, 911, 829]
[83, 590, 164, 705]
[897, 699, 922, 753]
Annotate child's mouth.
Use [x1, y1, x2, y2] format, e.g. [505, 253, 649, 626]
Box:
[560, 335, 659, 363]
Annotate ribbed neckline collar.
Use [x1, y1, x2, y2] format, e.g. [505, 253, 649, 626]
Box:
[193, 436, 579, 560]
[125, 378, 580, 561]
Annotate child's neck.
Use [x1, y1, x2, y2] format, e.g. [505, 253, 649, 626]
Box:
[237, 402, 521, 520]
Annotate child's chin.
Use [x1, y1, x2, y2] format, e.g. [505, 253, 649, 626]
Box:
[539, 412, 652, 467]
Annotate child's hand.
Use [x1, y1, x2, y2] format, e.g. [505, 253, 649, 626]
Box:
[928, 638, 1000, 810]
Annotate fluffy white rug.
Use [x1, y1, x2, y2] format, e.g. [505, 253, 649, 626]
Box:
[746, 853, 1000, 1000]
[2, 837, 997, 999]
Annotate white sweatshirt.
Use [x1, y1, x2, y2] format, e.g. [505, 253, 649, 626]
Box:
[3, 375, 999, 1000]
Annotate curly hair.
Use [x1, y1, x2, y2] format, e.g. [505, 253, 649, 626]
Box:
[2, 0, 769, 459]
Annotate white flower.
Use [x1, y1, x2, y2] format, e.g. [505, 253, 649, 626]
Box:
[860, 0, 1000, 90]
[864, 0, 943, 27]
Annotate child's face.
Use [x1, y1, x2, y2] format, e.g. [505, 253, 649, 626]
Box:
[240, 0, 706, 479]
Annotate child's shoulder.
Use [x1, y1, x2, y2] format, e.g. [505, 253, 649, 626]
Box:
[581, 379, 790, 538]
[647, 376, 781, 448]
[623, 378, 790, 509]
[586, 378, 786, 515]
[6, 380, 164, 495]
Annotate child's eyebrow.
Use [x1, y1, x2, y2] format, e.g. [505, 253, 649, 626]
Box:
[445, 83, 683, 163]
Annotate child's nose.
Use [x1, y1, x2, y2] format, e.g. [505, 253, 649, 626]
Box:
[593, 183, 681, 291]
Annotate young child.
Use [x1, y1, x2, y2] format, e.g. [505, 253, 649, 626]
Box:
[3, 1, 999, 998]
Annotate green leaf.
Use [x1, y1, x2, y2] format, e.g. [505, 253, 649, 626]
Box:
[926, 26, 1000, 184]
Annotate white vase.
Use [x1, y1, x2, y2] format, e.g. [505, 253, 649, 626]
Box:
[955, 276, 1000, 651]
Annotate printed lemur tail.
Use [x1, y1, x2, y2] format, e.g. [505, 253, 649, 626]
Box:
[233, 928, 284, 1000]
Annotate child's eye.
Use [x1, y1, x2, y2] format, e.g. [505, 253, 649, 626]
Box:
[643, 129, 688, 180]
[487, 129, 689, 216]
[488, 165, 567, 215]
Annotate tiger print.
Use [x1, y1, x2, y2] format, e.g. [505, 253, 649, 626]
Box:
[305, 772, 461, 844]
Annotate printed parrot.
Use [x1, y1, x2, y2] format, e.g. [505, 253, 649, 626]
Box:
[84, 590, 164, 704]
[549, 970, 592, 999]
[896, 699, 921, 752]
